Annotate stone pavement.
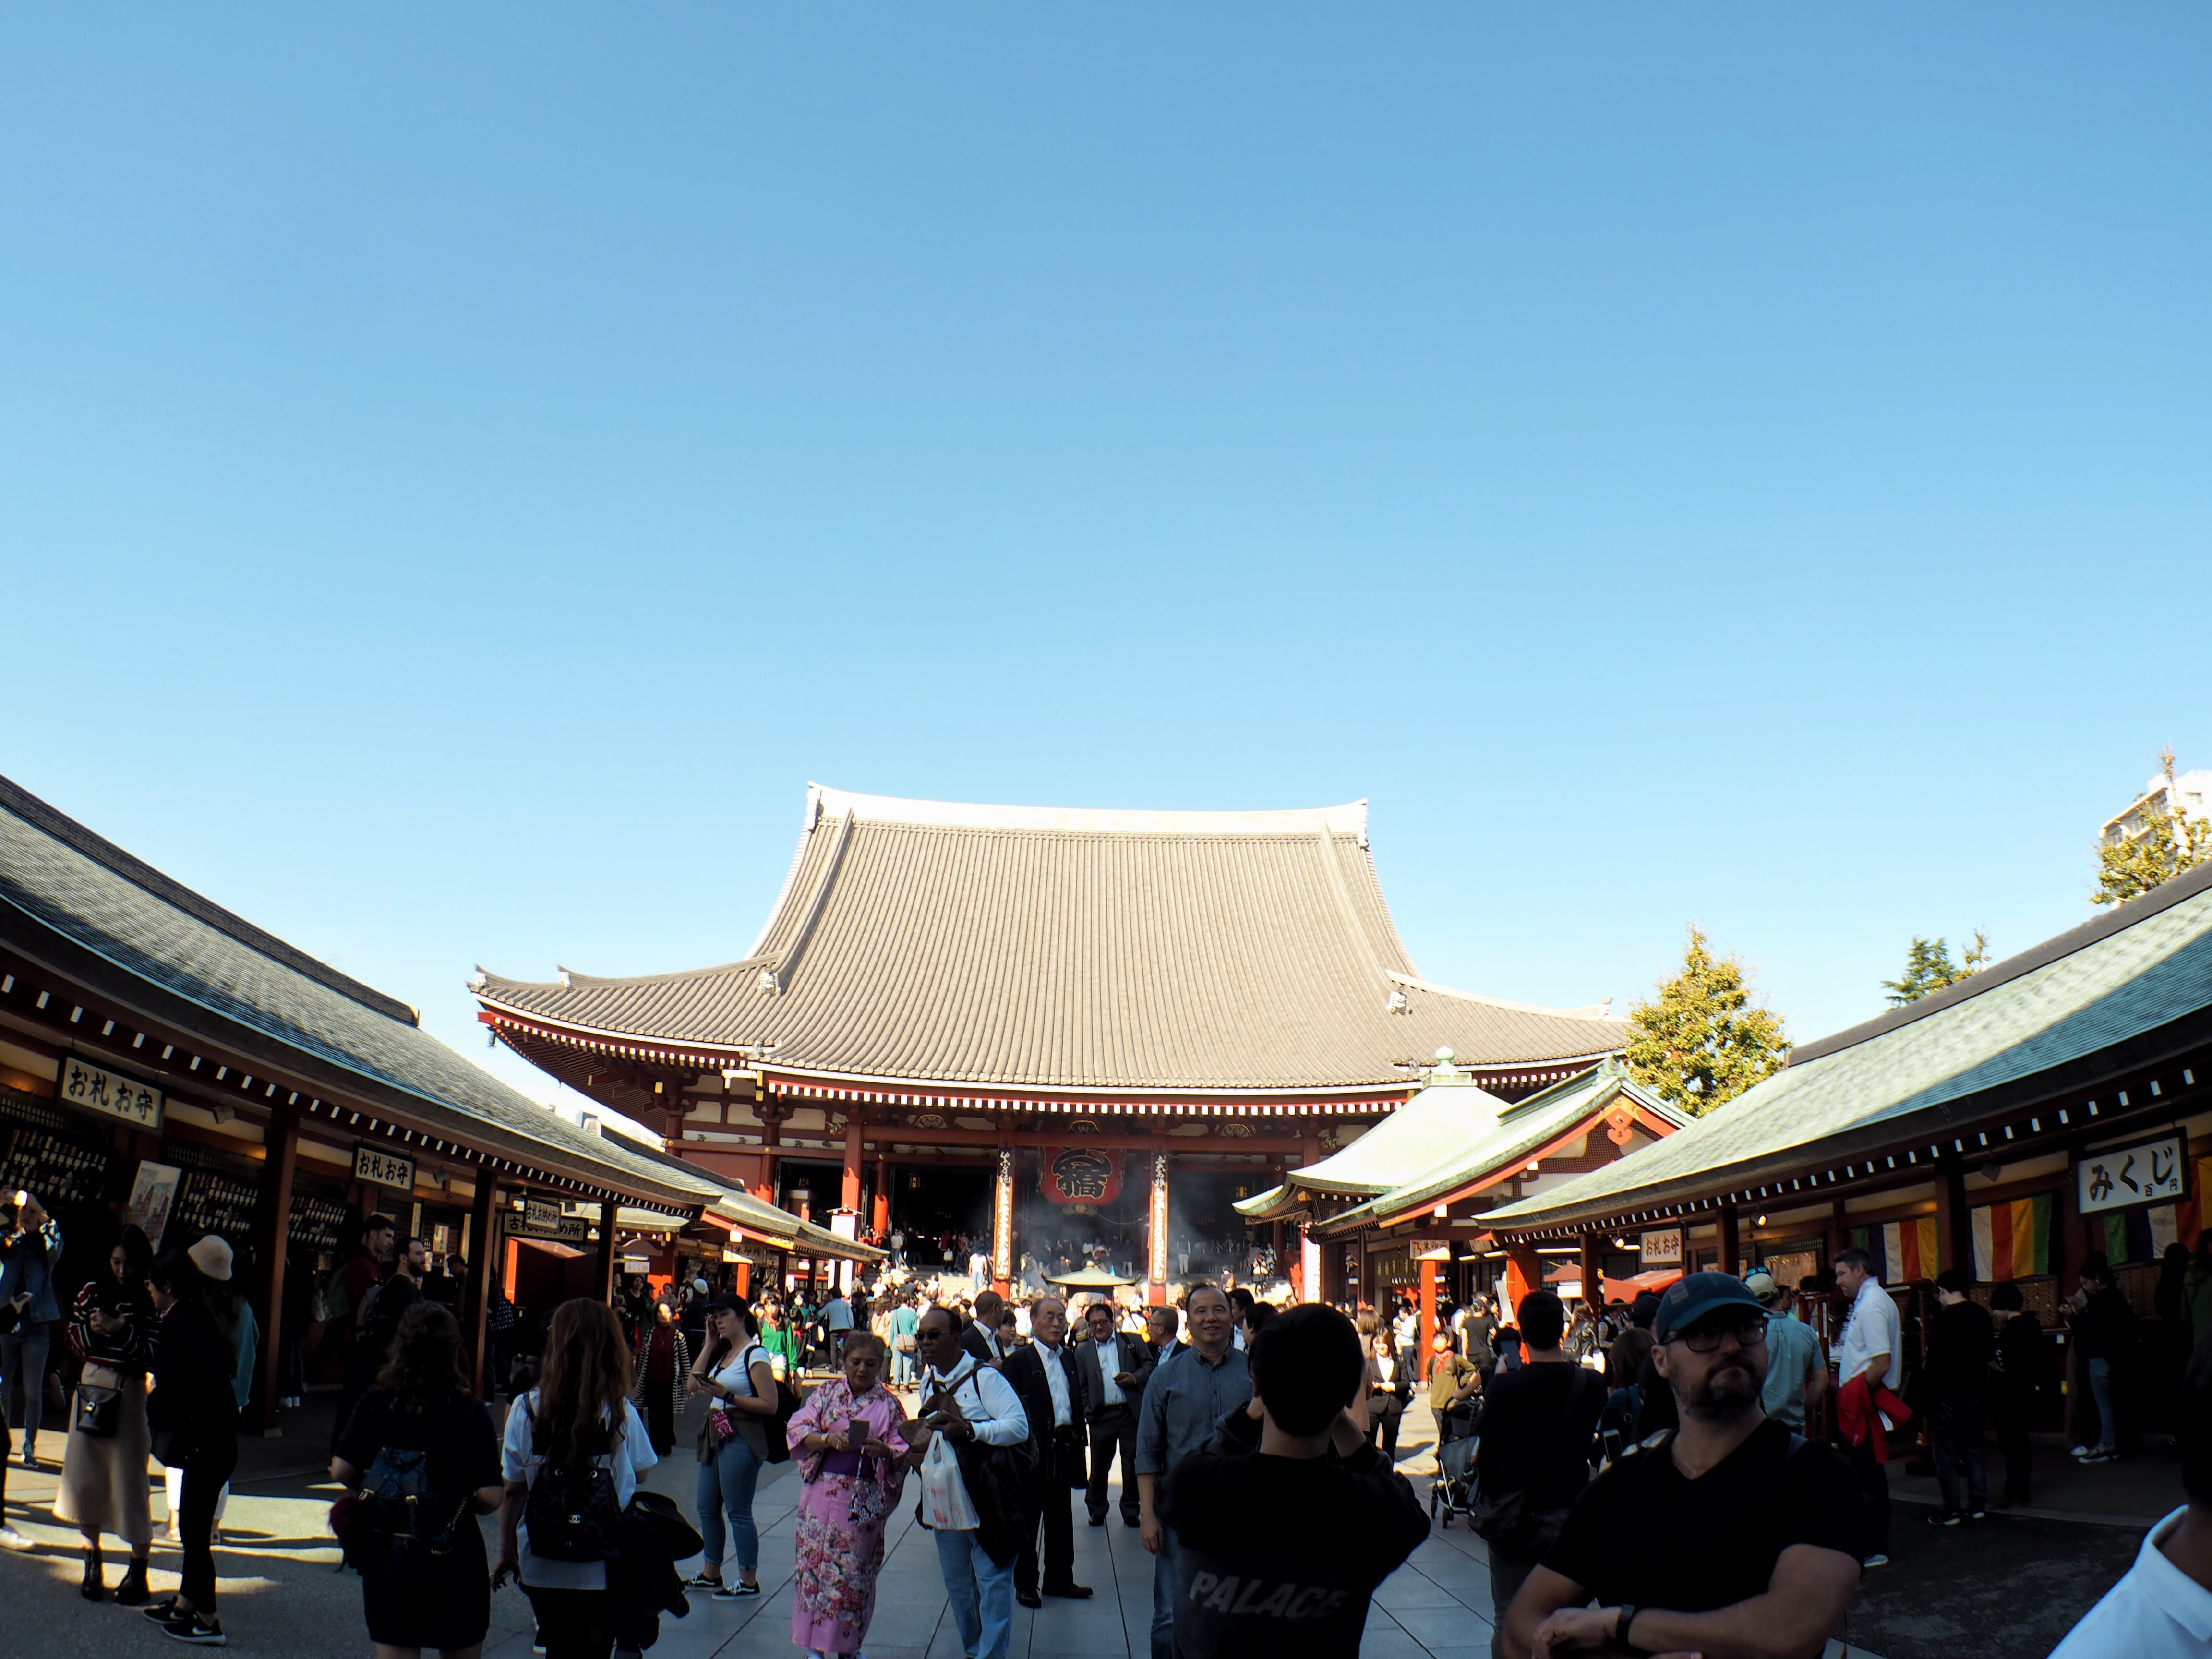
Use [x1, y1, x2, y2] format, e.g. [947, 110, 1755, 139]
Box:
[0, 1385, 2033, 1659]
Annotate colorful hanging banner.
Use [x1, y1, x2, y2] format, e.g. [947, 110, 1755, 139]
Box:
[2102, 1205, 2167, 1265]
[1851, 1216, 1939, 1285]
[1970, 1193, 2055, 1282]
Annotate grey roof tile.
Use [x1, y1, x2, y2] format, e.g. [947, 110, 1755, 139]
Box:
[1484, 862, 2212, 1233]
[480, 785, 1625, 1091]
[0, 774, 739, 1210]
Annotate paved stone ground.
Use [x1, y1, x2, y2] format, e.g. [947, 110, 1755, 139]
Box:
[4, 1389, 2153, 1659]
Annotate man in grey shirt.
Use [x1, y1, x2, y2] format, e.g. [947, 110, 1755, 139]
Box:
[1746, 1271, 1827, 1431]
[1136, 1284, 1251, 1659]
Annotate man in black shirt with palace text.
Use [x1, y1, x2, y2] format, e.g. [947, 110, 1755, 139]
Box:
[1158, 1303, 1430, 1658]
[1503, 1272, 1863, 1659]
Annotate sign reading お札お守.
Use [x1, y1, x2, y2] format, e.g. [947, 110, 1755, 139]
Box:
[59, 1057, 163, 1130]
[2076, 1134, 2188, 1216]
[1639, 1228, 1683, 1266]
[353, 1142, 417, 1191]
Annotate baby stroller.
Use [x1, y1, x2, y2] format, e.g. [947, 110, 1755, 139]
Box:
[1430, 1431, 1478, 1528]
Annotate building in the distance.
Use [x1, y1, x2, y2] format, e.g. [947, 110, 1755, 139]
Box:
[2102, 761, 2212, 846]
[473, 784, 1628, 1303]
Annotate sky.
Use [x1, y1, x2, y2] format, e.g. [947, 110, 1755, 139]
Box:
[3, 6, 2209, 1120]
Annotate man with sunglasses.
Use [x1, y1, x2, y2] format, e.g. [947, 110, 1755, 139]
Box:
[1501, 1273, 1863, 1659]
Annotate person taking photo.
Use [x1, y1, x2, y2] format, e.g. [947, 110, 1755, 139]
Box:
[0, 1189, 62, 1471]
[1157, 1303, 1429, 1659]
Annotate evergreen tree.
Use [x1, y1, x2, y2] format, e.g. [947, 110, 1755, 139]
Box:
[1881, 929, 1990, 1007]
[2095, 752, 2211, 907]
[1624, 926, 1789, 1117]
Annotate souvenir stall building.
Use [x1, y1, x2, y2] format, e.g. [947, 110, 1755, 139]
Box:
[474, 785, 1629, 1303]
[1480, 862, 2212, 1362]
[0, 773, 863, 1429]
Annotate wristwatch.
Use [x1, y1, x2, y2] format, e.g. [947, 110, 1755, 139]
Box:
[1614, 1606, 1642, 1654]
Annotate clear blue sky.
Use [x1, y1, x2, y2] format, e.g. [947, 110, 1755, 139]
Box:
[5, 7, 2208, 1110]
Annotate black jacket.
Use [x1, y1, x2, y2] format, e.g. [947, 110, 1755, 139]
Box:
[962, 1322, 1013, 1367]
[1001, 1341, 1087, 1477]
[2072, 1286, 2137, 1363]
[1925, 1298, 1996, 1398]
[1073, 1330, 1155, 1420]
[148, 1297, 240, 1462]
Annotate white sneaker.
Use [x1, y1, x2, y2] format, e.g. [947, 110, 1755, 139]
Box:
[0, 1524, 33, 1551]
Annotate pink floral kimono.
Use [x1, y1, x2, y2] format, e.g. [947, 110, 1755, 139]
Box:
[787, 1377, 910, 1655]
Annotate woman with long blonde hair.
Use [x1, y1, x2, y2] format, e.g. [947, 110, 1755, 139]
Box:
[493, 1300, 657, 1659]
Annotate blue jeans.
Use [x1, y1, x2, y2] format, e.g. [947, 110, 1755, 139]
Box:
[1931, 1395, 1987, 1514]
[697, 1431, 763, 1575]
[892, 1345, 916, 1385]
[1149, 1530, 1181, 1659]
[2087, 1356, 2117, 1450]
[934, 1527, 1015, 1659]
[1, 1329, 50, 1444]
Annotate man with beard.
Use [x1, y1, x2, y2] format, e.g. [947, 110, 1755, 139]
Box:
[1502, 1273, 1863, 1659]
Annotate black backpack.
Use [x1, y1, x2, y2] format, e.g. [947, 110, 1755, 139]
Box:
[350, 1446, 466, 1572]
[525, 1454, 623, 1562]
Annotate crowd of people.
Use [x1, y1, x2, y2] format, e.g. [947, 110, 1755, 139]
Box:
[13, 1177, 2212, 1659]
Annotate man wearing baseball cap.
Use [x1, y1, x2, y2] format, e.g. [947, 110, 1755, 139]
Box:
[1744, 1271, 1828, 1433]
[1500, 1272, 1863, 1659]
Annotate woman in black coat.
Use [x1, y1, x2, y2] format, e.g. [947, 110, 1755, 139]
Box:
[145, 1247, 240, 1645]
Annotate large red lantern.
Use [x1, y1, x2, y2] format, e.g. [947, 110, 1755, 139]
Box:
[1038, 1145, 1123, 1207]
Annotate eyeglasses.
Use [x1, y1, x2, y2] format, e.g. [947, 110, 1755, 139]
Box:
[1666, 1318, 1769, 1355]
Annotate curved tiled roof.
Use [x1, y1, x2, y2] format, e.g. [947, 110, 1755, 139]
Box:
[479, 784, 1626, 1092]
[0, 773, 730, 1209]
[1483, 861, 2212, 1235]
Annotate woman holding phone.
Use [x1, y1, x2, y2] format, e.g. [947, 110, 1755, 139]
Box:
[57, 1224, 156, 1604]
[785, 1333, 908, 1659]
[684, 1293, 777, 1599]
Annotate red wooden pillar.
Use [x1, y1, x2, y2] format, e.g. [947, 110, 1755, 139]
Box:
[871, 1155, 890, 1237]
[1146, 1146, 1170, 1307]
[465, 1172, 498, 1397]
[841, 1115, 864, 1214]
[991, 1145, 1015, 1298]
[1418, 1257, 1438, 1380]
[1504, 1242, 1543, 1321]
[1719, 1204, 1741, 1277]
[251, 1110, 298, 1433]
[754, 1104, 784, 1205]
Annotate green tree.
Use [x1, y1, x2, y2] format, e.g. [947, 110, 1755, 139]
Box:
[1624, 926, 1790, 1117]
[1881, 929, 1990, 1007]
[2095, 752, 2211, 907]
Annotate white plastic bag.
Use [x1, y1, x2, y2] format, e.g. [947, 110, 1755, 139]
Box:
[918, 1429, 980, 1531]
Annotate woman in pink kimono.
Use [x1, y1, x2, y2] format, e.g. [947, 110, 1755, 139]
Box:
[787, 1331, 909, 1658]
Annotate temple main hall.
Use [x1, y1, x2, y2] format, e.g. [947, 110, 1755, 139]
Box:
[473, 784, 1627, 1302]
